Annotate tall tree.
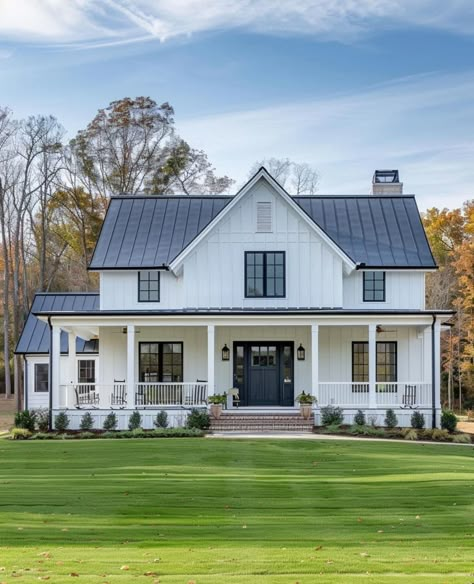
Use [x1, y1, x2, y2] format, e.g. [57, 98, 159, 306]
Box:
[250, 157, 319, 194]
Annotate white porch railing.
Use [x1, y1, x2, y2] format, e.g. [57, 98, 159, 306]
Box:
[318, 382, 432, 408]
[59, 382, 208, 408]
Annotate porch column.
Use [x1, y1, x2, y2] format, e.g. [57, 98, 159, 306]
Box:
[433, 319, 442, 428]
[68, 332, 76, 409]
[126, 325, 135, 409]
[311, 324, 319, 401]
[207, 325, 215, 397]
[51, 325, 61, 410]
[368, 323, 377, 408]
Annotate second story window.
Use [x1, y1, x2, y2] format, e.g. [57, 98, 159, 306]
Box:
[363, 271, 385, 302]
[138, 271, 160, 302]
[245, 252, 285, 298]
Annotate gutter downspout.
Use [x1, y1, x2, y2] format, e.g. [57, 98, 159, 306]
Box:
[47, 316, 53, 431]
[431, 314, 437, 429]
[23, 355, 28, 411]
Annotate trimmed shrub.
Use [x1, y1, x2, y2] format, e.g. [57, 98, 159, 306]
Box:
[404, 429, 418, 441]
[30, 432, 51, 440]
[79, 412, 94, 431]
[384, 409, 398, 429]
[33, 408, 50, 432]
[451, 433, 471, 444]
[441, 410, 457, 433]
[320, 405, 344, 426]
[103, 412, 118, 431]
[411, 411, 425, 430]
[54, 412, 70, 432]
[354, 409, 366, 426]
[10, 427, 32, 440]
[321, 423, 342, 434]
[102, 430, 117, 439]
[186, 408, 210, 430]
[128, 411, 142, 431]
[154, 410, 169, 429]
[14, 410, 36, 432]
[130, 428, 146, 438]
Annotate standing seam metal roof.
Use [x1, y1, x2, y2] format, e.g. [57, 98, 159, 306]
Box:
[88, 194, 436, 270]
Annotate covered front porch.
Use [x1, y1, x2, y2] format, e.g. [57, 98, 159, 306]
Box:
[47, 313, 441, 428]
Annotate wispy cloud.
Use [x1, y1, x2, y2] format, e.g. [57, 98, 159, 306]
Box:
[177, 72, 474, 208]
[1, 1, 474, 47]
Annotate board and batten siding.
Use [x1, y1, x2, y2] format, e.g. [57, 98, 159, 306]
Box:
[342, 270, 425, 310]
[100, 179, 344, 310]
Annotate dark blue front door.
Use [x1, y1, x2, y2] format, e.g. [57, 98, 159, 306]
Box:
[233, 342, 294, 406]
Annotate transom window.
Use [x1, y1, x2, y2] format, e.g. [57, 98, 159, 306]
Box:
[34, 363, 49, 392]
[78, 359, 96, 384]
[352, 341, 397, 382]
[363, 271, 385, 302]
[138, 271, 160, 302]
[245, 251, 285, 298]
[139, 342, 183, 382]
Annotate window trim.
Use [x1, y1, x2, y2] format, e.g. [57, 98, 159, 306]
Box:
[363, 271, 386, 302]
[351, 341, 398, 383]
[138, 270, 161, 303]
[34, 363, 49, 393]
[244, 251, 286, 298]
[138, 341, 184, 383]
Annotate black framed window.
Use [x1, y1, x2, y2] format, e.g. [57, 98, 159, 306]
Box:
[352, 341, 397, 382]
[363, 271, 385, 302]
[34, 363, 49, 392]
[138, 271, 160, 302]
[78, 359, 96, 383]
[245, 251, 285, 298]
[139, 342, 183, 382]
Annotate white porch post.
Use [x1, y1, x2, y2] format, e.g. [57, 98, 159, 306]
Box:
[68, 332, 76, 409]
[207, 325, 215, 397]
[433, 319, 441, 428]
[311, 324, 319, 402]
[368, 323, 377, 408]
[126, 324, 135, 409]
[51, 325, 61, 410]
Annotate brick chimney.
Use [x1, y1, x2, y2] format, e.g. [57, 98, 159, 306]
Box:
[372, 170, 403, 195]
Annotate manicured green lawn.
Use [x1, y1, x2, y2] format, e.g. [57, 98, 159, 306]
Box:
[0, 438, 473, 583]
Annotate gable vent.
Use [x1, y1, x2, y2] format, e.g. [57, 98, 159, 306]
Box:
[256, 201, 272, 233]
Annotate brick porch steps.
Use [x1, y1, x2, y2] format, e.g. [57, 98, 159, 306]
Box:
[210, 413, 314, 432]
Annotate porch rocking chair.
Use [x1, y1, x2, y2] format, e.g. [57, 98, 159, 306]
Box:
[402, 384, 417, 408]
[74, 385, 99, 409]
[111, 380, 127, 408]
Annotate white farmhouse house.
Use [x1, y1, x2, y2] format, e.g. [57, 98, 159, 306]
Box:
[16, 168, 453, 430]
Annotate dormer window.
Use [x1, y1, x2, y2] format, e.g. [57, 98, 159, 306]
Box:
[363, 271, 385, 302]
[138, 271, 160, 302]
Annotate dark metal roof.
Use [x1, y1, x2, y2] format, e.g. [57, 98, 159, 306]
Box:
[88, 193, 436, 270]
[294, 195, 436, 268]
[15, 293, 100, 355]
[89, 196, 232, 270]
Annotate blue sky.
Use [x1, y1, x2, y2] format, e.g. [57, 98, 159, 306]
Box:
[1, 1, 474, 209]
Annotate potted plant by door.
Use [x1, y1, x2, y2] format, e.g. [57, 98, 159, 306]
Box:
[295, 392, 317, 420]
[208, 393, 227, 419]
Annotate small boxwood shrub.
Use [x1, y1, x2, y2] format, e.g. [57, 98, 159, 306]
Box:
[354, 409, 365, 426]
[154, 410, 169, 429]
[128, 411, 142, 430]
[441, 410, 457, 433]
[411, 411, 425, 430]
[80, 412, 94, 431]
[103, 412, 118, 431]
[54, 412, 70, 432]
[14, 410, 36, 432]
[384, 409, 398, 429]
[320, 405, 344, 426]
[10, 427, 32, 440]
[33, 408, 50, 432]
[186, 408, 210, 430]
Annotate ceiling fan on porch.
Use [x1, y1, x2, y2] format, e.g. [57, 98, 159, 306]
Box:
[376, 325, 396, 334]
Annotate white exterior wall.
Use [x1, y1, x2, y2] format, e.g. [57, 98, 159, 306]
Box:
[343, 271, 425, 310]
[100, 179, 344, 310]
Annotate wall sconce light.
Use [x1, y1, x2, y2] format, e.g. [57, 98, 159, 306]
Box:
[221, 344, 230, 361]
[297, 344, 305, 361]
